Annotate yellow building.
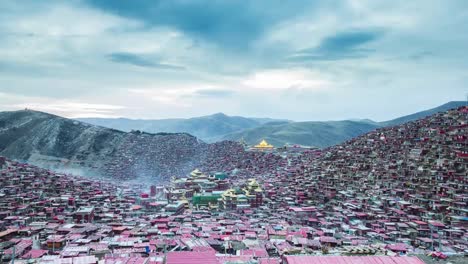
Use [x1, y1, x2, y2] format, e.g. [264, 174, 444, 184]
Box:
[190, 169, 206, 178]
[253, 139, 274, 150]
[220, 179, 264, 210]
[180, 193, 190, 209]
[245, 179, 262, 193]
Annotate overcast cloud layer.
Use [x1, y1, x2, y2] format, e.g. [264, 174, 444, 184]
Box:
[0, 0, 467, 121]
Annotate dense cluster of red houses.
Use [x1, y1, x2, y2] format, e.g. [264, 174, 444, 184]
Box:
[0, 106, 466, 263]
[101, 132, 205, 182]
[99, 132, 284, 184]
[258, 106, 467, 253]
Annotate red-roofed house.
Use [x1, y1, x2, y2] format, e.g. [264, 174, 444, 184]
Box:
[284, 256, 425, 264]
[166, 251, 219, 264]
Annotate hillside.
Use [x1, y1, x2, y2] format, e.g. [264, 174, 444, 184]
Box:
[381, 101, 466, 126]
[0, 110, 210, 181]
[222, 120, 380, 147]
[223, 101, 466, 147]
[0, 106, 466, 259]
[0, 110, 124, 164]
[0, 110, 284, 182]
[77, 101, 465, 148]
[77, 113, 290, 142]
[259, 106, 468, 255]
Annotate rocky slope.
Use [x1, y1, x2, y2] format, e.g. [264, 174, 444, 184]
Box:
[0, 110, 284, 182]
[0, 110, 210, 181]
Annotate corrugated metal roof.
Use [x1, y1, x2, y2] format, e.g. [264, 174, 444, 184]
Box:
[166, 251, 219, 264]
[72, 256, 97, 264]
[284, 256, 425, 264]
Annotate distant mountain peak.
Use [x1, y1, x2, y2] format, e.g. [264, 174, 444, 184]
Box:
[72, 101, 465, 147]
[348, 118, 378, 124]
[209, 112, 228, 118]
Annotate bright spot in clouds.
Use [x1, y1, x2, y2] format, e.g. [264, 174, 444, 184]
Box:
[243, 69, 331, 90]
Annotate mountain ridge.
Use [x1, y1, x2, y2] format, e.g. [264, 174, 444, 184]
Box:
[0, 109, 214, 181]
[380, 101, 466, 126]
[221, 120, 381, 147]
[77, 113, 290, 142]
[2, 101, 464, 156]
[221, 101, 466, 147]
[75, 101, 464, 147]
[0, 101, 465, 181]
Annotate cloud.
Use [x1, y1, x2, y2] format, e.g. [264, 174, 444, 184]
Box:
[127, 88, 192, 108]
[193, 89, 235, 98]
[407, 51, 433, 61]
[0, 0, 467, 121]
[0, 91, 127, 118]
[14, 102, 125, 115]
[84, 0, 313, 50]
[107, 52, 185, 70]
[242, 69, 331, 90]
[287, 29, 384, 62]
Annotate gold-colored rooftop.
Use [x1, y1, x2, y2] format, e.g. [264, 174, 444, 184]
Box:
[253, 139, 274, 149]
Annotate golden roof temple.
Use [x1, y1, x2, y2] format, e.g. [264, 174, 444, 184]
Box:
[253, 139, 274, 150]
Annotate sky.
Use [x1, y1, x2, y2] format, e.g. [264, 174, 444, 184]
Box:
[0, 0, 467, 121]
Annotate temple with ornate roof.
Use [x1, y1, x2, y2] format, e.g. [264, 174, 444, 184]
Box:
[252, 139, 274, 150]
